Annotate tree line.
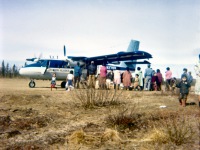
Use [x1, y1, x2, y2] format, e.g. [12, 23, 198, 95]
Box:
[0, 60, 23, 78]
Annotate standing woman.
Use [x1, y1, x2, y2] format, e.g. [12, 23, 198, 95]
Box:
[123, 67, 132, 90]
[194, 54, 200, 107]
[114, 70, 121, 90]
[135, 67, 143, 90]
[156, 69, 163, 91]
[99, 64, 107, 89]
[165, 67, 172, 91]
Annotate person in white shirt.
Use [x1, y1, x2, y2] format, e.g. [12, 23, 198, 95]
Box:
[194, 54, 200, 107]
[66, 70, 74, 91]
[114, 70, 121, 90]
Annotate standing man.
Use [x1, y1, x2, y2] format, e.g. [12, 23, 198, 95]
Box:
[106, 69, 114, 89]
[144, 64, 153, 91]
[165, 67, 172, 91]
[187, 71, 193, 85]
[181, 68, 189, 79]
[88, 61, 97, 88]
[74, 62, 82, 89]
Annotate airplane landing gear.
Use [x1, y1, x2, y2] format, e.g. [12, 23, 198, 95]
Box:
[29, 80, 36, 88]
[61, 81, 66, 88]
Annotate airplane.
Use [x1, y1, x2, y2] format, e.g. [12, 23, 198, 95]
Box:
[19, 39, 152, 88]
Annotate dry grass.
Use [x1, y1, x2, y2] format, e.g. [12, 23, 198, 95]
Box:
[105, 106, 148, 131]
[101, 128, 122, 143]
[0, 78, 199, 149]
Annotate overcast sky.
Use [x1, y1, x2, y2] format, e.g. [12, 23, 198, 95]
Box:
[0, 0, 200, 66]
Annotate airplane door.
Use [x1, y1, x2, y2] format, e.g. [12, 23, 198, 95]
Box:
[40, 60, 49, 74]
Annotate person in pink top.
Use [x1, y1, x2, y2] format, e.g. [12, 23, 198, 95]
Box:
[165, 67, 172, 91]
[99, 64, 107, 89]
[123, 67, 132, 90]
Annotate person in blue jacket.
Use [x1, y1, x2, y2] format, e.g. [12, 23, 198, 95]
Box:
[74, 62, 82, 89]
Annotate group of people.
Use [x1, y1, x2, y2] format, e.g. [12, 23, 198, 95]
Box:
[50, 55, 200, 108]
[88, 61, 132, 90]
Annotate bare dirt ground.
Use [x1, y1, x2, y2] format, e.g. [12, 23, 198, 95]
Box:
[0, 78, 199, 150]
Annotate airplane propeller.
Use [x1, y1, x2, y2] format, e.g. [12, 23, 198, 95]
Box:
[64, 45, 66, 57]
[26, 53, 43, 62]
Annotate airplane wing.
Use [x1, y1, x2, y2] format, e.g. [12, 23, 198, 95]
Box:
[124, 60, 151, 65]
[67, 56, 87, 61]
[68, 50, 152, 65]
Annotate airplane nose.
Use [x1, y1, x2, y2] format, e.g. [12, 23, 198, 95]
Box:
[19, 68, 22, 75]
[19, 67, 25, 75]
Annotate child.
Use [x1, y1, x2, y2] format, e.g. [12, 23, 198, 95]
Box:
[66, 70, 74, 91]
[133, 74, 140, 91]
[51, 73, 57, 91]
[176, 75, 191, 107]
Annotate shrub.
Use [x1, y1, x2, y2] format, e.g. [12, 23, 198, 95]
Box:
[150, 111, 196, 146]
[70, 88, 123, 109]
[105, 107, 147, 131]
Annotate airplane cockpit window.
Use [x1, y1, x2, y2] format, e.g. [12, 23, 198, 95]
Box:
[41, 60, 49, 67]
[37, 60, 45, 65]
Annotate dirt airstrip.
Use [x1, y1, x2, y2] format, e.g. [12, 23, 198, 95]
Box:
[0, 78, 199, 150]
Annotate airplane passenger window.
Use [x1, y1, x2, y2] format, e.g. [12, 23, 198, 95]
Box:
[49, 60, 67, 68]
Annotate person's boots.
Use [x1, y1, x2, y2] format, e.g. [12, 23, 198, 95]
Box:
[182, 100, 186, 107]
[114, 84, 116, 90]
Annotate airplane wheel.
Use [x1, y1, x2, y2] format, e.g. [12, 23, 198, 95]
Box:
[61, 81, 66, 88]
[29, 81, 35, 88]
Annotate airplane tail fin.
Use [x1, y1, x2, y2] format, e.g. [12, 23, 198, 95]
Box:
[122, 40, 140, 70]
[126, 40, 140, 52]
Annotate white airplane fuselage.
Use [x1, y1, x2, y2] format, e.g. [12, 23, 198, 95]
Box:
[19, 67, 74, 80]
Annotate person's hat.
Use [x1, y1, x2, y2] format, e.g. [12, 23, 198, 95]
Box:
[183, 68, 187, 71]
[91, 61, 94, 63]
[182, 74, 187, 79]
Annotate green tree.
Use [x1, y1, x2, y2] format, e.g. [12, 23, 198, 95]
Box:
[5, 63, 11, 78]
[12, 64, 19, 77]
[1, 60, 5, 77]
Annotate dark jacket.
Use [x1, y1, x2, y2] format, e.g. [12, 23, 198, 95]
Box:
[88, 64, 97, 75]
[107, 72, 114, 81]
[176, 80, 191, 94]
